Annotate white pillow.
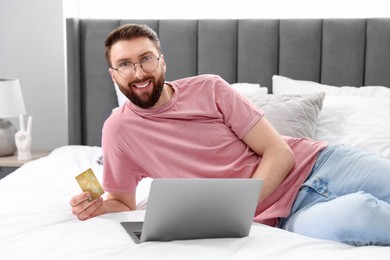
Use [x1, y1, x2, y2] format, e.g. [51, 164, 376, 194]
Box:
[114, 81, 128, 107]
[230, 83, 268, 96]
[272, 75, 390, 97]
[247, 92, 325, 139]
[315, 96, 390, 159]
[272, 75, 390, 159]
[135, 177, 153, 210]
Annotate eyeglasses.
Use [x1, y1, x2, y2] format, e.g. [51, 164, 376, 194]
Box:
[111, 55, 161, 79]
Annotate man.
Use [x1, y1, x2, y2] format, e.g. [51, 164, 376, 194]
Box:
[71, 24, 390, 246]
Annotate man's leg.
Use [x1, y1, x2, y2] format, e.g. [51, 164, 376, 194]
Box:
[284, 192, 390, 246]
[280, 144, 390, 246]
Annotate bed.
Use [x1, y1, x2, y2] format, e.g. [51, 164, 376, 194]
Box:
[1, 18, 390, 259]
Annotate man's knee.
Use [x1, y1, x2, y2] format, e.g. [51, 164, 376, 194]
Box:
[285, 192, 388, 245]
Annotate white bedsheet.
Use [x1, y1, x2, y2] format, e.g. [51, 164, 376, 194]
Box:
[0, 145, 388, 259]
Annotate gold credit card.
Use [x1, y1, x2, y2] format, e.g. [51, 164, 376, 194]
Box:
[75, 168, 105, 201]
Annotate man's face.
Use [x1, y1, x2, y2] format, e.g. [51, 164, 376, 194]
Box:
[109, 37, 166, 109]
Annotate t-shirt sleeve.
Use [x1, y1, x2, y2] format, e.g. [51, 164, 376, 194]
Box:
[213, 76, 265, 139]
[101, 116, 144, 193]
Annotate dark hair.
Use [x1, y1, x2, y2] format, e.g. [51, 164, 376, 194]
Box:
[104, 24, 161, 67]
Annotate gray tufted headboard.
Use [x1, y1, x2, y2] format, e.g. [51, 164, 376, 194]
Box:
[66, 18, 390, 146]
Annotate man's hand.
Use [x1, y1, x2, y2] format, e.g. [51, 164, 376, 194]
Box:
[70, 192, 104, 221]
[70, 191, 136, 220]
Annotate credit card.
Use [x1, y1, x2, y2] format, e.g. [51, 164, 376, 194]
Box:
[75, 168, 104, 201]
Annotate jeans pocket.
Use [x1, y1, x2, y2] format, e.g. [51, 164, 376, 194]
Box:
[302, 177, 336, 200]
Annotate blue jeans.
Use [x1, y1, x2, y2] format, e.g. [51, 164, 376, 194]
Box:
[279, 144, 390, 246]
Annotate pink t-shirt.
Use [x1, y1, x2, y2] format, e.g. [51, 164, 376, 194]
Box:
[102, 74, 328, 226]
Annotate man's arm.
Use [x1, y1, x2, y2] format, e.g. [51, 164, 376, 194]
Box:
[242, 117, 295, 202]
[70, 191, 136, 221]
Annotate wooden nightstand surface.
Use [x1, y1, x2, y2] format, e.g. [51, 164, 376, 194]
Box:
[0, 149, 52, 167]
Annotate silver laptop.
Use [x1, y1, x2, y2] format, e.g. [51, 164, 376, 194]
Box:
[120, 178, 262, 243]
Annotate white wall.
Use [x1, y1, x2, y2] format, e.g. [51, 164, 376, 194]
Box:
[64, 0, 390, 19]
[0, 0, 67, 149]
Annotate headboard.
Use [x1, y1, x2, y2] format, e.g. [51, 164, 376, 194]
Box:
[66, 18, 390, 146]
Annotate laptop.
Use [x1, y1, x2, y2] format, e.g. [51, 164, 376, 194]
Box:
[120, 178, 262, 243]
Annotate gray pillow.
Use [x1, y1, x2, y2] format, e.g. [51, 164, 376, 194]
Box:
[246, 92, 325, 138]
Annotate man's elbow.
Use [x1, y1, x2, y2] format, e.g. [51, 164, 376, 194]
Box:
[284, 146, 295, 170]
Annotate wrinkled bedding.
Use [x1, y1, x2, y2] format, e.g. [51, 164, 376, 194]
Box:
[0, 146, 388, 259]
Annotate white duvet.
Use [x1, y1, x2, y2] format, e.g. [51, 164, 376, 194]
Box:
[0, 146, 388, 259]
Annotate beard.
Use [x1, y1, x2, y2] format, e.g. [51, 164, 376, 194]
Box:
[119, 72, 165, 109]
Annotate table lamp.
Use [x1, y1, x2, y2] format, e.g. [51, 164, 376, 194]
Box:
[0, 78, 26, 156]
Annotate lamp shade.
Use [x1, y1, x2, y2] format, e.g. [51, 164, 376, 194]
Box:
[0, 78, 26, 118]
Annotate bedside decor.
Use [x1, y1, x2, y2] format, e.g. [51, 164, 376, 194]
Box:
[15, 115, 32, 160]
[0, 78, 26, 157]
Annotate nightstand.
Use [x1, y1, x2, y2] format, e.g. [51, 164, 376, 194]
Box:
[0, 149, 52, 179]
